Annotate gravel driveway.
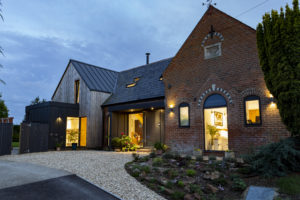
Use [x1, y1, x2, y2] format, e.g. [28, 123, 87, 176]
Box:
[0, 151, 165, 200]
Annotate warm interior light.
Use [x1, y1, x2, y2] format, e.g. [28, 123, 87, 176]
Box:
[150, 107, 154, 110]
[67, 120, 71, 129]
[270, 102, 276, 108]
[169, 104, 174, 109]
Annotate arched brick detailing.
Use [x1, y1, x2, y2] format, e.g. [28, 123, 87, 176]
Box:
[201, 32, 224, 47]
[240, 88, 265, 98]
[198, 84, 233, 106]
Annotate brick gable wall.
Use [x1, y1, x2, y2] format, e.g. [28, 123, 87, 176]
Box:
[163, 6, 289, 154]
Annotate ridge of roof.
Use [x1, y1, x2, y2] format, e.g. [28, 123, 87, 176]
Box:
[70, 59, 118, 73]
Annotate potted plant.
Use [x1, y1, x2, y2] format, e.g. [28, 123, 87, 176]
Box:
[111, 137, 121, 152]
[207, 125, 220, 150]
[68, 130, 79, 150]
[225, 150, 235, 159]
[55, 142, 62, 151]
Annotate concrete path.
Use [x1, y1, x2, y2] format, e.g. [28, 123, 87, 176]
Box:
[0, 160, 120, 200]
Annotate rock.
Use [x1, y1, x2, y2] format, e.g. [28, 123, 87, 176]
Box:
[236, 157, 244, 164]
[216, 156, 223, 161]
[158, 177, 168, 186]
[206, 183, 218, 194]
[182, 177, 195, 185]
[194, 193, 201, 200]
[203, 171, 220, 180]
[184, 185, 190, 192]
[244, 186, 278, 200]
[184, 193, 194, 200]
[203, 156, 209, 161]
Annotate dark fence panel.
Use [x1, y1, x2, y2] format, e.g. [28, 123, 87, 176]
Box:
[0, 123, 13, 156]
[20, 123, 49, 154]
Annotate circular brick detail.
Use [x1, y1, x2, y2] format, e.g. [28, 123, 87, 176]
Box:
[201, 32, 224, 47]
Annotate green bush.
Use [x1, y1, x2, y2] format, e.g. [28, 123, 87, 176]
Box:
[244, 137, 300, 177]
[152, 157, 163, 166]
[163, 169, 179, 178]
[140, 156, 150, 162]
[140, 166, 151, 173]
[189, 184, 202, 194]
[177, 180, 185, 188]
[132, 153, 139, 161]
[212, 176, 228, 186]
[277, 175, 300, 195]
[111, 137, 121, 148]
[231, 178, 247, 191]
[154, 142, 168, 152]
[186, 169, 196, 177]
[171, 191, 185, 200]
[166, 181, 174, 189]
[162, 152, 174, 159]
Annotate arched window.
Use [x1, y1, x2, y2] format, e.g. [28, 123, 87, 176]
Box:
[204, 94, 227, 108]
[244, 96, 261, 125]
[179, 103, 190, 127]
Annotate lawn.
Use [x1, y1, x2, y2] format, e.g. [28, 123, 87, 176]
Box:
[12, 142, 19, 147]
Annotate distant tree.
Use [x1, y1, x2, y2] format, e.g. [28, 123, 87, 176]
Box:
[0, 0, 5, 84]
[30, 96, 46, 105]
[256, 0, 300, 136]
[0, 93, 8, 118]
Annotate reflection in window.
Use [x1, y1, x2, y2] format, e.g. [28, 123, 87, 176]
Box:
[245, 96, 261, 125]
[179, 103, 189, 127]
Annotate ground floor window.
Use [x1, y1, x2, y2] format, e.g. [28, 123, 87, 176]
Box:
[80, 117, 87, 147]
[244, 96, 261, 125]
[66, 117, 79, 147]
[128, 113, 143, 147]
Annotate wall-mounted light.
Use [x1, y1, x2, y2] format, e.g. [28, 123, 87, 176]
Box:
[169, 104, 174, 112]
[269, 94, 277, 108]
[150, 107, 154, 110]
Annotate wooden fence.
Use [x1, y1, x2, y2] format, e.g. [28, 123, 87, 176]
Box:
[20, 123, 49, 154]
[0, 123, 13, 156]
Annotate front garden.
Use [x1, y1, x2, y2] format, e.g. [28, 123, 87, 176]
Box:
[125, 138, 300, 200]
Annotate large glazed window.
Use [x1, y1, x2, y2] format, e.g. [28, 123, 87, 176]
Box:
[244, 96, 261, 125]
[129, 113, 143, 147]
[204, 94, 228, 151]
[179, 103, 190, 127]
[66, 117, 79, 147]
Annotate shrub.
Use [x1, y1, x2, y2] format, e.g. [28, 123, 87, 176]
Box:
[196, 155, 203, 161]
[212, 176, 228, 186]
[166, 181, 174, 189]
[277, 175, 300, 195]
[111, 137, 121, 148]
[177, 180, 185, 188]
[132, 153, 139, 161]
[237, 167, 252, 175]
[149, 152, 156, 158]
[189, 184, 202, 194]
[152, 157, 163, 166]
[185, 155, 192, 161]
[140, 156, 150, 162]
[186, 169, 196, 177]
[163, 152, 174, 159]
[231, 178, 247, 191]
[244, 137, 300, 177]
[171, 191, 185, 200]
[164, 169, 179, 178]
[154, 142, 168, 152]
[140, 165, 151, 173]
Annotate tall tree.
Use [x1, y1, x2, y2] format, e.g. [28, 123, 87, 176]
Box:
[0, 93, 8, 118]
[257, 0, 300, 136]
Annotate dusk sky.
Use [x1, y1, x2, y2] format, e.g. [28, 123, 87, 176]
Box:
[0, 0, 293, 124]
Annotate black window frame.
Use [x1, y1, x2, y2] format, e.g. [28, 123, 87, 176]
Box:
[178, 102, 190, 128]
[244, 95, 262, 126]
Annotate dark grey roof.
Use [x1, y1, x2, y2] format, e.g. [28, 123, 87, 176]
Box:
[70, 59, 118, 93]
[103, 58, 172, 106]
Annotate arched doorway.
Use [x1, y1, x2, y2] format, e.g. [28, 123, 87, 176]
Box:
[204, 94, 228, 151]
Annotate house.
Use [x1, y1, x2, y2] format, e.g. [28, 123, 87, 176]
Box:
[25, 6, 289, 154]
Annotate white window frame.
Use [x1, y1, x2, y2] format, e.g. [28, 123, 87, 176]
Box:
[204, 42, 222, 60]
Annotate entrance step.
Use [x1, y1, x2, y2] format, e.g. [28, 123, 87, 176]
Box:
[136, 148, 153, 153]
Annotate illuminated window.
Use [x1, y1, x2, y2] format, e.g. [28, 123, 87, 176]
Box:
[126, 83, 136, 88]
[74, 80, 80, 103]
[204, 43, 221, 59]
[66, 117, 79, 147]
[179, 103, 190, 127]
[244, 96, 261, 125]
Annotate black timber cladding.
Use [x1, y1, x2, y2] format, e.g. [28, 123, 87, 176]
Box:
[25, 101, 79, 149]
[103, 58, 173, 106]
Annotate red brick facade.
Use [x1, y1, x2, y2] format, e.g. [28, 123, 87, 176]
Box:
[163, 6, 289, 154]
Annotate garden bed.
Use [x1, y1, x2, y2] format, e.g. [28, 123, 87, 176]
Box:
[125, 152, 300, 200]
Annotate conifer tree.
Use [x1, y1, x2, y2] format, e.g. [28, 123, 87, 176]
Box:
[257, 0, 300, 136]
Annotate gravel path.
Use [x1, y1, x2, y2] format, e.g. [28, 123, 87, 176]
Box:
[0, 151, 165, 200]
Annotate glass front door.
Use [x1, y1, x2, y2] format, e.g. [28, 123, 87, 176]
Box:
[204, 107, 228, 151]
[66, 117, 79, 147]
[128, 113, 143, 147]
